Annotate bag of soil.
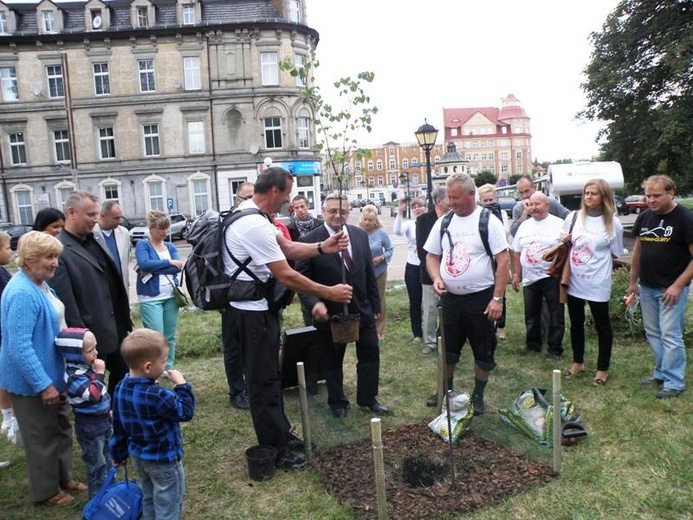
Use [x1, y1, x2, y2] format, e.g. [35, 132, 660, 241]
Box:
[428, 392, 473, 444]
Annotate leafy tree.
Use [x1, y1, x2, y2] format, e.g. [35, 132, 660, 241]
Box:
[474, 170, 498, 187]
[281, 54, 378, 191]
[580, 0, 693, 194]
[508, 174, 523, 185]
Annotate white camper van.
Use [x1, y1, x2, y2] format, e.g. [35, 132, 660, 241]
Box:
[545, 161, 624, 211]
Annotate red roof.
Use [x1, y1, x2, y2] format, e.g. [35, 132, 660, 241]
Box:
[443, 107, 501, 127]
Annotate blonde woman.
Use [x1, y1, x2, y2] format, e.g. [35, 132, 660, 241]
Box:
[135, 211, 184, 373]
[359, 205, 394, 340]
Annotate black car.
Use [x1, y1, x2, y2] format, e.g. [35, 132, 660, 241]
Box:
[614, 195, 629, 215]
[7, 224, 33, 250]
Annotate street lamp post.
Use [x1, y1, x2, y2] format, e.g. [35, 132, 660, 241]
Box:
[361, 179, 369, 203]
[398, 172, 411, 219]
[415, 119, 439, 212]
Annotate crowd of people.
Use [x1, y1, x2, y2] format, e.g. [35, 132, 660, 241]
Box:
[0, 169, 690, 517]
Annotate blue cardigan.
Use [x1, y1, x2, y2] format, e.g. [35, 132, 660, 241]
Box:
[368, 228, 394, 279]
[135, 240, 181, 297]
[0, 270, 63, 396]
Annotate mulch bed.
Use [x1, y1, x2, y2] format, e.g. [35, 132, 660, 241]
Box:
[314, 422, 556, 519]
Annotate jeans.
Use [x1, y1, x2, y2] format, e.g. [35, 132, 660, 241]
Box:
[640, 284, 689, 391]
[133, 457, 185, 520]
[404, 263, 423, 338]
[78, 428, 112, 500]
[140, 297, 179, 370]
[422, 284, 440, 348]
[523, 277, 564, 355]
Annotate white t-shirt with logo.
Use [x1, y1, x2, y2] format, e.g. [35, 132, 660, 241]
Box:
[223, 200, 284, 311]
[424, 206, 508, 295]
[511, 214, 564, 286]
[563, 211, 624, 302]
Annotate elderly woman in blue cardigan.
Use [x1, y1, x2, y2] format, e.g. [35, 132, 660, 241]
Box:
[135, 211, 184, 374]
[0, 231, 86, 506]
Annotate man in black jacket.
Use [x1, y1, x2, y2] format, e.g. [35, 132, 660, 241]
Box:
[415, 187, 449, 356]
[296, 192, 389, 419]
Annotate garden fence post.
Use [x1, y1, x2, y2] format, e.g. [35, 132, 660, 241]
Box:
[296, 362, 313, 462]
[552, 369, 562, 473]
[371, 418, 388, 519]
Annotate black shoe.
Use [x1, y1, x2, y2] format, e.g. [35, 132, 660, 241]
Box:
[426, 393, 438, 408]
[286, 431, 317, 453]
[519, 349, 540, 356]
[359, 400, 390, 415]
[471, 393, 485, 416]
[231, 391, 249, 410]
[306, 380, 319, 395]
[331, 406, 348, 419]
[641, 377, 664, 387]
[655, 388, 684, 399]
[276, 454, 307, 471]
[546, 353, 562, 361]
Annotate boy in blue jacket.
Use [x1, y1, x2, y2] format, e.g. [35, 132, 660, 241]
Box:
[109, 329, 195, 520]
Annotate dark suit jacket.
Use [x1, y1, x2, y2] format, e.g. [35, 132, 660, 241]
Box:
[52, 230, 131, 354]
[295, 224, 380, 330]
[415, 210, 440, 285]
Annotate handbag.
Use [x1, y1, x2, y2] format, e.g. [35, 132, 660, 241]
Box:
[83, 465, 143, 520]
[542, 211, 578, 279]
[166, 274, 189, 308]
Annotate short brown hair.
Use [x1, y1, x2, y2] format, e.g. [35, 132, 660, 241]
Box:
[121, 329, 169, 369]
[147, 210, 171, 230]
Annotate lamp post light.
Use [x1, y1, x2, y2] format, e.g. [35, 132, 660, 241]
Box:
[398, 172, 411, 219]
[361, 179, 370, 203]
[415, 119, 439, 211]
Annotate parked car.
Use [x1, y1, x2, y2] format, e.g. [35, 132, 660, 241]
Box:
[367, 197, 383, 208]
[614, 195, 629, 215]
[497, 196, 518, 218]
[120, 216, 135, 231]
[625, 195, 648, 214]
[6, 224, 33, 250]
[130, 212, 189, 244]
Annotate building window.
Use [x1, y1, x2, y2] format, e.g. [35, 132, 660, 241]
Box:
[191, 178, 209, 216]
[183, 5, 195, 25]
[146, 181, 164, 211]
[489, 152, 494, 160]
[93, 62, 110, 95]
[297, 117, 309, 148]
[0, 67, 18, 102]
[183, 57, 201, 90]
[46, 65, 64, 98]
[143, 124, 160, 156]
[377, 177, 383, 186]
[376, 160, 383, 170]
[501, 165, 508, 174]
[388, 159, 395, 169]
[264, 117, 282, 149]
[187, 121, 205, 154]
[98, 127, 116, 159]
[516, 151, 522, 160]
[103, 183, 119, 200]
[14, 189, 33, 224]
[137, 7, 148, 28]
[412, 174, 419, 184]
[288, 0, 301, 22]
[138, 59, 156, 92]
[367, 160, 374, 171]
[0, 13, 8, 34]
[500, 152, 508, 161]
[402, 159, 408, 168]
[8, 132, 26, 165]
[411, 158, 418, 166]
[53, 130, 70, 163]
[294, 53, 305, 87]
[481, 153, 487, 161]
[42, 11, 55, 32]
[261, 52, 278, 86]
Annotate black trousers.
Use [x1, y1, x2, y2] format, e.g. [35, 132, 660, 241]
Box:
[316, 320, 380, 410]
[523, 277, 565, 355]
[405, 262, 423, 338]
[567, 295, 613, 371]
[228, 307, 291, 460]
[221, 308, 246, 397]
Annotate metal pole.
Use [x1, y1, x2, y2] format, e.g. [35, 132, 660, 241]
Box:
[297, 362, 313, 462]
[371, 418, 388, 519]
[444, 390, 457, 488]
[552, 369, 562, 473]
[425, 147, 434, 211]
[436, 306, 445, 411]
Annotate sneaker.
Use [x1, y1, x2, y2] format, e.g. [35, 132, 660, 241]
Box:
[0, 418, 10, 437]
[641, 377, 664, 387]
[420, 345, 436, 355]
[426, 393, 438, 408]
[655, 388, 684, 399]
[231, 391, 250, 410]
[7, 417, 21, 447]
[276, 453, 307, 471]
[413, 337, 423, 343]
[286, 431, 317, 453]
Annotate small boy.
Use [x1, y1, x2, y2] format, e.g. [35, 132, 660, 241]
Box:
[109, 329, 195, 520]
[55, 328, 110, 499]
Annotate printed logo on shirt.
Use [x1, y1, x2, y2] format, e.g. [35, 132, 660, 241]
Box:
[523, 241, 550, 266]
[443, 241, 471, 277]
[571, 235, 594, 266]
[639, 219, 673, 243]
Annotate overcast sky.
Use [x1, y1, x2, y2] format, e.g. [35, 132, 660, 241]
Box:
[305, 0, 620, 163]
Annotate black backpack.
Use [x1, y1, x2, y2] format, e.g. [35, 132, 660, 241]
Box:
[439, 205, 502, 272]
[184, 208, 294, 312]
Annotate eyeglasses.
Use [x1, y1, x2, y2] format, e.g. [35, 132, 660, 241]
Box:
[236, 195, 252, 201]
[324, 209, 350, 216]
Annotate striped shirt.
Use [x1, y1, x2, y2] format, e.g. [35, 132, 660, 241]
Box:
[110, 375, 195, 464]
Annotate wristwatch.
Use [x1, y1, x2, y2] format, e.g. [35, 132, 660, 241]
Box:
[492, 296, 504, 303]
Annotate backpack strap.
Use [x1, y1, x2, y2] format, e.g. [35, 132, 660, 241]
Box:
[440, 208, 497, 272]
[222, 208, 272, 284]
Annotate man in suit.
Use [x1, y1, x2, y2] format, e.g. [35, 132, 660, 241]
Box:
[52, 190, 132, 395]
[93, 200, 131, 294]
[295, 192, 389, 418]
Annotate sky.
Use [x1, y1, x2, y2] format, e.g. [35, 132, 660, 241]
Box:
[305, 0, 621, 163]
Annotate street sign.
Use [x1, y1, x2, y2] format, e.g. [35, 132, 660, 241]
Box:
[167, 197, 174, 210]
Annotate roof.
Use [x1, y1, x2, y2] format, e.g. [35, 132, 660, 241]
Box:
[443, 107, 502, 128]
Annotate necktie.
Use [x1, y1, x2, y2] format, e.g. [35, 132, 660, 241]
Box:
[342, 248, 353, 270]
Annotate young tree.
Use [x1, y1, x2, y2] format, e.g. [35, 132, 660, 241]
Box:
[474, 170, 498, 187]
[281, 54, 378, 191]
[580, 0, 693, 193]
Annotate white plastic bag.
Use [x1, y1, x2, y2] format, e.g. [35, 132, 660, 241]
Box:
[428, 392, 473, 443]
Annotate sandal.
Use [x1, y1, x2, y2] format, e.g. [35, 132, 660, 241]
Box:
[565, 365, 585, 379]
[44, 491, 75, 507]
[63, 480, 87, 492]
[496, 329, 507, 341]
[591, 372, 608, 387]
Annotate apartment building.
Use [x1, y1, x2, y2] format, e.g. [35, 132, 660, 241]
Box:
[0, 0, 320, 224]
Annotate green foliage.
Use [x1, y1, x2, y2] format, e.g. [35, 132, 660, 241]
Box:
[609, 265, 643, 336]
[475, 170, 498, 187]
[281, 54, 378, 182]
[507, 174, 522, 186]
[580, 0, 693, 193]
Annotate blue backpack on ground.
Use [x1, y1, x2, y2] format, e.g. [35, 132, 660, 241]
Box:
[83, 466, 143, 520]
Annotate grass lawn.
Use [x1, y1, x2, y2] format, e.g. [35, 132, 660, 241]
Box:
[1, 282, 692, 519]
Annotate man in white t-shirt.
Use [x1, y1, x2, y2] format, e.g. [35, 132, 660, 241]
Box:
[424, 173, 509, 414]
[223, 167, 353, 471]
[511, 192, 566, 360]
